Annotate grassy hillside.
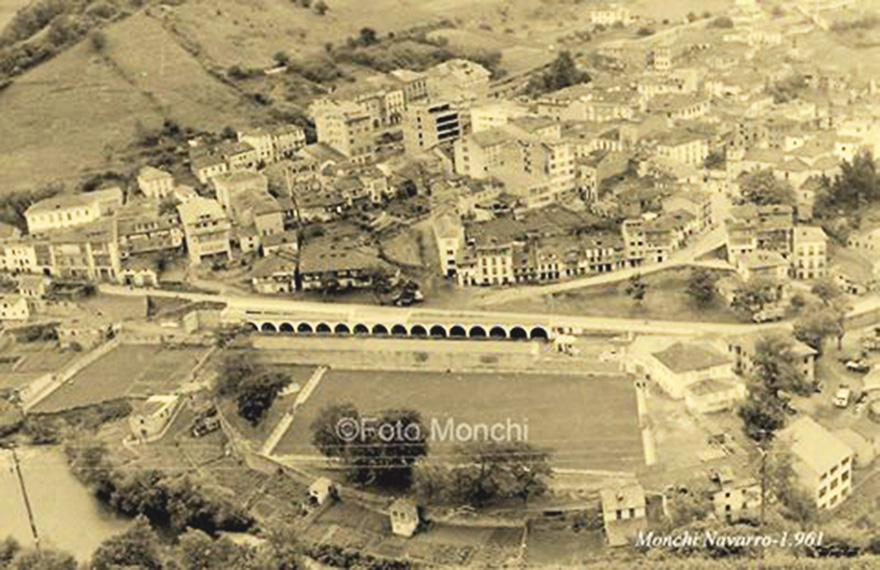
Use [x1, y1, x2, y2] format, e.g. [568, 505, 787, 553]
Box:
[0, 0, 31, 30]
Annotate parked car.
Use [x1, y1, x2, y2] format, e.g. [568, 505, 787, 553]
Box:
[846, 359, 871, 374]
[834, 384, 852, 408]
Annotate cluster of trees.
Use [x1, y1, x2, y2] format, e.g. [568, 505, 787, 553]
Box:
[215, 352, 291, 426]
[738, 335, 812, 443]
[767, 73, 809, 104]
[815, 150, 878, 216]
[412, 441, 552, 508]
[311, 403, 428, 488]
[625, 272, 647, 305]
[1, 520, 413, 570]
[793, 278, 848, 355]
[0, 182, 62, 230]
[709, 16, 734, 29]
[730, 278, 782, 318]
[737, 169, 796, 207]
[65, 440, 254, 534]
[685, 268, 720, 308]
[0, 0, 126, 80]
[525, 51, 590, 96]
[310, 403, 553, 506]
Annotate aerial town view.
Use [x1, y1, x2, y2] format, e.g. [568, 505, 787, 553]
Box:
[3, 0, 880, 568]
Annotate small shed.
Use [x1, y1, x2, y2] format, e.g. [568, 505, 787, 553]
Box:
[308, 477, 337, 506]
[389, 497, 419, 538]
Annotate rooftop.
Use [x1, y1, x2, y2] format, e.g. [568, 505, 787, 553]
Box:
[779, 416, 853, 478]
[653, 342, 732, 374]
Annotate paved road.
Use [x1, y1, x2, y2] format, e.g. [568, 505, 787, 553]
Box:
[101, 282, 784, 337]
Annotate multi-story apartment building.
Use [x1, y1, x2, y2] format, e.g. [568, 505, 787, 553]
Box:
[621, 217, 677, 266]
[792, 225, 828, 280]
[470, 101, 530, 133]
[403, 101, 462, 156]
[25, 187, 123, 236]
[433, 213, 465, 278]
[725, 204, 795, 263]
[177, 197, 232, 265]
[309, 99, 376, 163]
[190, 140, 261, 184]
[456, 241, 516, 286]
[47, 218, 122, 282]
[237, 125, 307, 164]
[778, 417, 854, 510]
[651, 129, 710, 166]
[137, 166, 175, 199]
[117, 205, 184, 259]
[588, 4, 632, 26]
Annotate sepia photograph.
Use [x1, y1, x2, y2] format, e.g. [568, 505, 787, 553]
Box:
[1, 0, 880, 567]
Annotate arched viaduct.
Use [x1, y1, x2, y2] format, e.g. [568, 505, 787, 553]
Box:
[230, 308, 552, 341]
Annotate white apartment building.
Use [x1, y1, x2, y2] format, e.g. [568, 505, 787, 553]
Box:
[25, 187, 123, 236]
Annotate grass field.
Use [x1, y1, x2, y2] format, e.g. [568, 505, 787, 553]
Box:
[274, 368, 644, 472]
[32, 345, 208, 413]
[0, 0, 29, 29]
[495, 267, 742, 323]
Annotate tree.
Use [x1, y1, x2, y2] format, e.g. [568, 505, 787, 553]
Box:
[358, 27, 379, 46]
[793, 308, 842, 355]
[7, 547, 77, 570]
[739, 384, 786, 443]
[738, 169, 796, 206]
[667, 481, 712, 527]
[815, 150, 878, 214]
[178, 528, 251, 570]
[751, 335, 811, 396]
[731, 278, 780, 317]
[89, 30, 107, 52]
[310, 404, 428, 488]
[625, 273, 647, 305]
[215, 352, 263, 397]
[710, 16, 734, 28]
[236, 371, 291, 426]
[767, 447, 817, 525]
[525, 51, 590, 95]
[414, 441, 552, 507]
[313, 0, 328, 16]
[273, 50, 291, 67]
[811, 277, 841, 305]
[703, 149, 725, 170]
[91, 516, 164, 570]
[685, 268, 718, 308]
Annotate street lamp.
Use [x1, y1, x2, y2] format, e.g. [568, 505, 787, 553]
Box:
[1, 443, 41, 557]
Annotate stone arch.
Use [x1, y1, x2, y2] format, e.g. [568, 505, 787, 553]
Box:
[510, 326, 528, 340]
[297, 323, 313, 334]
[316, 323, 332, 334]
[469, 325, 487, 338]
[334, 323, 351, 335]
[410, 324, 428, 337]
[449, 325, 467, 338]
[430, 325, 447, 338]
[372, 324, 389, 336]
[530, 326, 549, 340]
[489, 326, 507, 339]
[391, 324, 408, 337]
[260, 322, 278, 334]
[246, 322, 259, 332]
[279, 322, 295, 334]
[353, 323, 370, 335]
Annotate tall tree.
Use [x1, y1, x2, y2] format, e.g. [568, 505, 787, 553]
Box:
[685, 268, 719, 307]
[414, 441, 552, 507]
[91, 516, 164, 570]
[625, 272, 647, 305]
[737, 169, 796, 206]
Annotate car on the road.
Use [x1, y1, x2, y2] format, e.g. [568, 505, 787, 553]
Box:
[834, 384, 852, 408]
[846, 359, 871, 374]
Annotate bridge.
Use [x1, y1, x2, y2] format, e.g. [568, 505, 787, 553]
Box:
[231, 306, 553, 341]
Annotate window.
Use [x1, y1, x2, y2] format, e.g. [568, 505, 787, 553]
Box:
[819, 486, 827, 498]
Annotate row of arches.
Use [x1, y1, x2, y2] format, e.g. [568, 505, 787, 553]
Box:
[248, 321, 550, 341]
